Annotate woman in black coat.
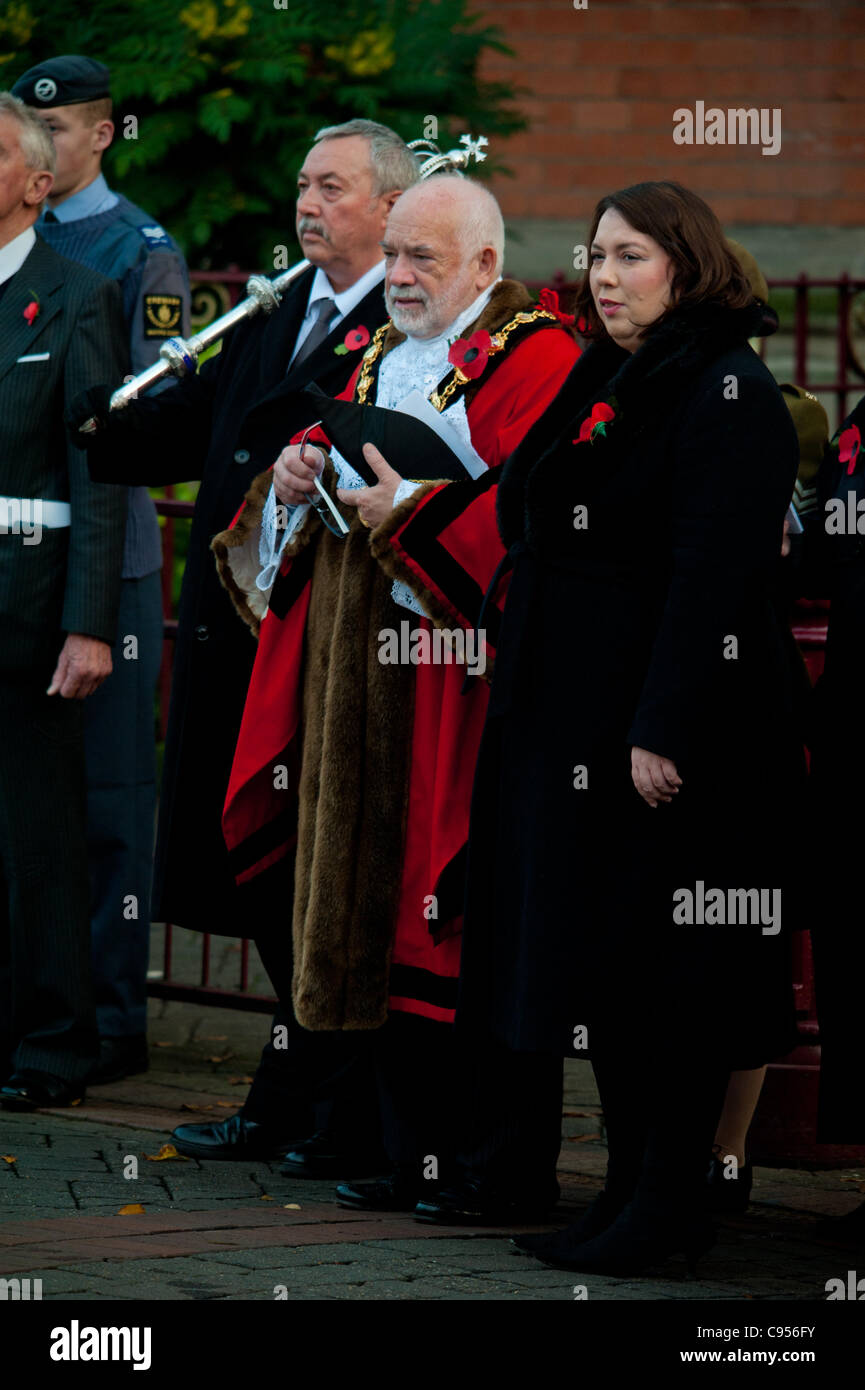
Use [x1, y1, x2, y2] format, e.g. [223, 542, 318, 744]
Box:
[460, 182, 805, 1274]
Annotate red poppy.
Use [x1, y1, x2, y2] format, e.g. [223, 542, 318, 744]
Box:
[839, 423, 862, 475]
[538, 287, 575, 327]
[334, 324, 371, 355]
[344, 324, 370, 350]
[448, 330, 492, 379]
[23, 298, 39, 325]
[574, 401, 615, 445]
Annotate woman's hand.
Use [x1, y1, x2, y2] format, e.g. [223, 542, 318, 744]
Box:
[336, 442, 403, 530]
[630, 746, 682, 807]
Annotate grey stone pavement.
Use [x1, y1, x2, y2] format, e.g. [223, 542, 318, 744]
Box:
[1, 928, 864, 1303]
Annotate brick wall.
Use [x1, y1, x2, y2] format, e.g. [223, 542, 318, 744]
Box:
[474, 0, 864, 228]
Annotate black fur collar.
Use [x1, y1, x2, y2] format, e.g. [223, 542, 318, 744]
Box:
[497, 298, 767, 548]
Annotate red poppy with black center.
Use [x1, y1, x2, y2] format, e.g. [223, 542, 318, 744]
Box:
[344, 324, 370, 351]
[839, 423, 862, 475]
[448, 330, 492, 379]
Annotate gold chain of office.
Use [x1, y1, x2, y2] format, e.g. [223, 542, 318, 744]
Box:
[353, 307, 561, 412]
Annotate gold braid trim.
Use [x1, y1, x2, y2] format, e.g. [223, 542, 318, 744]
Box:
[430, 308, 559, 411]
[353, 307, 559, 412]
[354, 323, 390, 404]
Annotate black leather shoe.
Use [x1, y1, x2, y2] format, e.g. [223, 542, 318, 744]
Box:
[280, 1130, 386, 1179]
[512, 1188, 627, 1252]
[705, 1150, 753, 1214]
[336, 1172, 422, 1212]
[531, 1198, 716, 1277]
[1, 1072, 85, 1110]
[171, 1113, 303, 1160]
[414, 1176, 560, 1225]
[88, 1035, 149, 1085]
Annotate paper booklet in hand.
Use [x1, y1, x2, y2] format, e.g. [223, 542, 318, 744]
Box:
[300, 383, 487, 486]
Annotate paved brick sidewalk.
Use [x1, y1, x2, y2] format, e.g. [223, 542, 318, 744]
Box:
[1, 994, 863, 1301]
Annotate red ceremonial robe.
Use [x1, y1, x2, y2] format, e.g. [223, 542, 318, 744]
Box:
[217, 307, 578, 1027]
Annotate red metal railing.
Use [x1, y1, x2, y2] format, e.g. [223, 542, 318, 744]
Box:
[150, 271, 864, 1012]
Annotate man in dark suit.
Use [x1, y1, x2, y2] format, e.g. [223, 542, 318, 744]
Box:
[71, 120, 419, 1161]
[0, 92, 128, 1109]
[14, 53, 192, 1086]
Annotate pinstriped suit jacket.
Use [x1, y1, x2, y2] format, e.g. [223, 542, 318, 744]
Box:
[0, 233, 129, 675]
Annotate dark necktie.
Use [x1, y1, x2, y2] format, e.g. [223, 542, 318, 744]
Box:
[291, 296, 338, 369]
[43, 210, 59, 223]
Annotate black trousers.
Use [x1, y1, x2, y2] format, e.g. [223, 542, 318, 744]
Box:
[85, 572, 163, 1038]
[375, 1012, 564, 1192]
[241, 926, 382, 1154]
[0, 680, 98, 1084]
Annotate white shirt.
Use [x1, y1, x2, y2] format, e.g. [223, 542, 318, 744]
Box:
[289, 260, 385, 365]
[0, 226, 36, 287]
[259, 279, 501, 613]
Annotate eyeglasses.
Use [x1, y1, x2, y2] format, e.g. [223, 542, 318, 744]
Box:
[298, 422, 350, 539]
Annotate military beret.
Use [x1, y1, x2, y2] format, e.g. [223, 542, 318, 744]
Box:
[12, 55, 110, 108]
[727, 238, 770, 305]
[781, 384, 830, 486]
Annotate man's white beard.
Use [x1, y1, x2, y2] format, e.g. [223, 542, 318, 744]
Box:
[386, 279, 468, 340]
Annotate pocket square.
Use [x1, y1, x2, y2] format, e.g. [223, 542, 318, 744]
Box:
[16, 352, 50, 363]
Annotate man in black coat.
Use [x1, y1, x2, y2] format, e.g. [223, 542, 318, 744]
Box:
[0, 93, 128, 1109]
[71, 119, 419, 1162]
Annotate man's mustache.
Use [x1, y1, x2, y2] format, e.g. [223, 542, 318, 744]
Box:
[386, 285, 430, 312]
[298, 218, 330, 242]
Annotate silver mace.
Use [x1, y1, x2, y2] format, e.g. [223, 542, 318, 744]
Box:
[83, 133, 488, 426]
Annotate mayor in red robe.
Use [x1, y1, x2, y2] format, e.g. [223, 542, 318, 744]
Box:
[212, 174, 578, 1221]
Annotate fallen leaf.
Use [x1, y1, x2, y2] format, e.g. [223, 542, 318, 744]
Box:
[229, 1076, 255, 1085]
[215, 1101, 237, 1108]
[180, 1103, 214, 1112]
[117, 1203, 145, 1215]
[283, 1203, 301, 1210]
[566, 1132, 603, 1144]
[260, 1194, 275, 1202]
[205, 1052, 235, 1064]
[1, 1155, 16, 1165]
[143, 1144, 190, 1163]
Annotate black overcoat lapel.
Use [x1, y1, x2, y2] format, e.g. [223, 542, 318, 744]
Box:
[253, 265, 314, 399]
[497, 301, 767, 551]
[0, 237, 65, 391]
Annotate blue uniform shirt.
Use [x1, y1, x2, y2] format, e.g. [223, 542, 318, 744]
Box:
[39, 177, 191, 578]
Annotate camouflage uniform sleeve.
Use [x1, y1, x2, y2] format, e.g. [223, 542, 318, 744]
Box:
[126, 238, 191, 377]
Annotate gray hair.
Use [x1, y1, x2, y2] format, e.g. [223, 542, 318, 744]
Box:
[403, 174, 505, 271]
[313, 118, 419, 196]
[0, 91, 55, 173]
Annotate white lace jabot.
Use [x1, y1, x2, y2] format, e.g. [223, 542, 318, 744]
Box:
[258, 281, 500, 605]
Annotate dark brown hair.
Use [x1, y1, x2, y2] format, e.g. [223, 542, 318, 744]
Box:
[574, 181, 754, 341]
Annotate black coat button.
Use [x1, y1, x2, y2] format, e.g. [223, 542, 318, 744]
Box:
[195, 625, 210, 641]
[234, 448, 250, 464]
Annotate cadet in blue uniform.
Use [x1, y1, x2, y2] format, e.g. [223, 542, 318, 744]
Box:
[13, 55, 191, 1083]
